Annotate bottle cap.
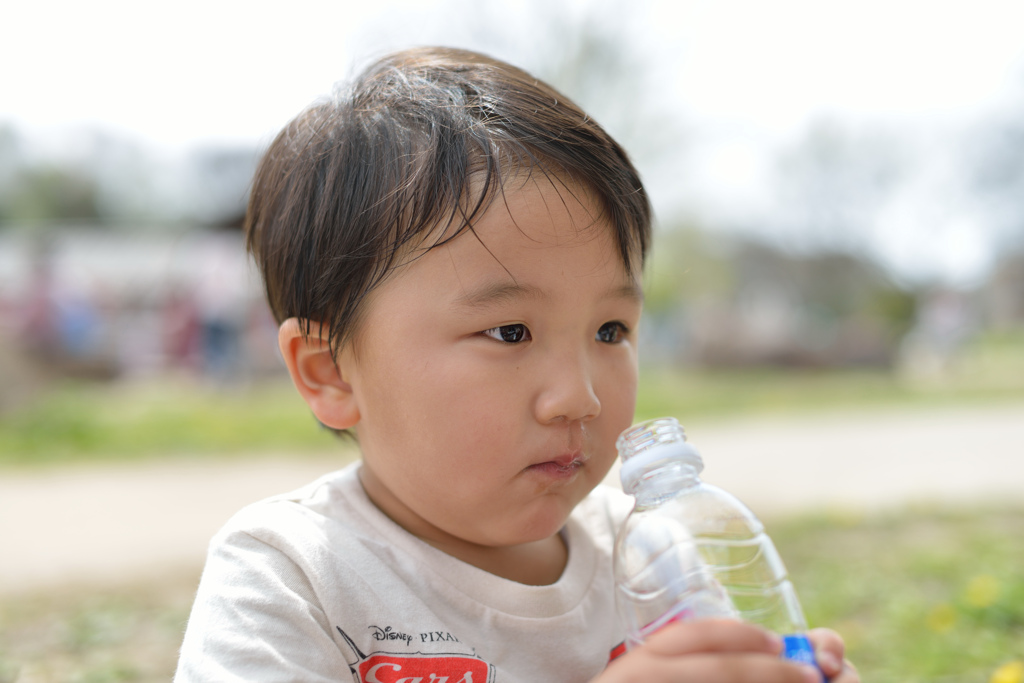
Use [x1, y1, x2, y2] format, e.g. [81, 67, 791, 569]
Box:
[619, 440, 704, 492]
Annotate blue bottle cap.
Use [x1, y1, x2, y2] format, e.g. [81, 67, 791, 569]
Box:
[782, 634, 825, 682]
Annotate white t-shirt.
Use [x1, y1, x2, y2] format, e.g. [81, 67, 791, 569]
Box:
[175, 462, 634, 682]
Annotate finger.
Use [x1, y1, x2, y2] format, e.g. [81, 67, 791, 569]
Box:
[829, 658, 861, 683]
[643, 618, 784, 657]
[660, 653, 825, 683]
[806, 627, 846, 677]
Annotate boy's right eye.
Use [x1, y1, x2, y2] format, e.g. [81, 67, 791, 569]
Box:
[482, 324, 531, 344]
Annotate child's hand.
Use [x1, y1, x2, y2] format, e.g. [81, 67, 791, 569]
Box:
[595, 619, 825, 683]
[807, 627, 860, 682]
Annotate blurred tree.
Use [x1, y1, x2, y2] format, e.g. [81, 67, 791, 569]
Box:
[984, 252, 1024, 328]
[644, 223, 735, 315]
[83, 129, 165, 223]
[0, 164, 102, 225]
[640, 221, 916, 368]
[968, 77, 1024, 253]
[0, 124, 260, 229]
[770, 118, 906, 257]
[0, 124, 21, 179]
[733, 242, 917, 340]
[183, 146, 258, 225]
[445, 0, 682, 176]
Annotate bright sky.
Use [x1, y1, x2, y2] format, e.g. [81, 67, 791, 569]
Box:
[665, 0, 1024, 124]
[6, 0, 1022, 147]
[4, 0, 1024, 282]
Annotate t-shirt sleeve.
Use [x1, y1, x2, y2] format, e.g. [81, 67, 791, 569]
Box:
[174, 526, 356, 683]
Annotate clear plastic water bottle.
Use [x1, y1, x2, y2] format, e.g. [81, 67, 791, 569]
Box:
[613, 417, 823, 678]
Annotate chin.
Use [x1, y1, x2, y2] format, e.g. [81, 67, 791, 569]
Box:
[512, 499, 580, 544]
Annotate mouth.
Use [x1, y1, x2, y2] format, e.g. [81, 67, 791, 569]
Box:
[526, 452, 587, 479]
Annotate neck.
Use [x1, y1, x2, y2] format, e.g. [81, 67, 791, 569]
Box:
[430, 533, 568, 586]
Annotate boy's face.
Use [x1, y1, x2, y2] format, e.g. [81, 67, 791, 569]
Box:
[341, 174, 642, 551]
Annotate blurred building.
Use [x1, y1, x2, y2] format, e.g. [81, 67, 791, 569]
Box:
[984, 251, 1024, 328]
[0, 223, 282, 391]
[642, 232, 916, 369]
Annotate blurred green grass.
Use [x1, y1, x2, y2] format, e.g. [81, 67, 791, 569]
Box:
[774, 506, 1024, 682]
[636, 329, 1024, 422]
[0, 573, 197, 683]
[2, 329, 1022, 467]
[0, 377, 340, 466]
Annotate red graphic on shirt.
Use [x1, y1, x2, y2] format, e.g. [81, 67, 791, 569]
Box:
[608, 641, 627, 662]
[357, 653, 490, 683]
[337, 626, 493, 683]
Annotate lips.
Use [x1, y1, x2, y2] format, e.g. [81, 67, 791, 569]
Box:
[551, 452, 585, 468]
[526, 452, 587, 478]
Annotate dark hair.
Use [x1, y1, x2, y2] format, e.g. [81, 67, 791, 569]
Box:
[246, 46, 651, 357]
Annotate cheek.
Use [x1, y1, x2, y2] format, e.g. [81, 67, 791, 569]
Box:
[400, 358, 519, 455]
[596, 361, 639, 440]
[600, 357, 638, 411]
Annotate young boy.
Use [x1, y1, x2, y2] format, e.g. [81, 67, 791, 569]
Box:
[175, 47, 856, 683]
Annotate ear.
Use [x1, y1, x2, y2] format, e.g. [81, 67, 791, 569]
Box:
[278, 318, 360, 430]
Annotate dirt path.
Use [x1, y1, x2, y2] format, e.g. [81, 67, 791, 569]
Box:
[2, 402, 1022, 596]
[626, 401, 1024, 515]
[0, 455, 349, 595]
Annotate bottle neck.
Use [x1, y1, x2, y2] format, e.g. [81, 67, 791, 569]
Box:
[631, 461, 701, 509]
[618, 420, 705, 505]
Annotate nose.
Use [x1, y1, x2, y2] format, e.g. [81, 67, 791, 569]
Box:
[534, 351, 601, 425]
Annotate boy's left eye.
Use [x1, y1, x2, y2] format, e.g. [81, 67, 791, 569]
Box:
[596, 322, 628, 343]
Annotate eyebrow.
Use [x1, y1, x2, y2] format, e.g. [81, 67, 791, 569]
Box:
[453, 282, 544, 310]
[453, 280, 644, 310]
[610, 281, 645, 304]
